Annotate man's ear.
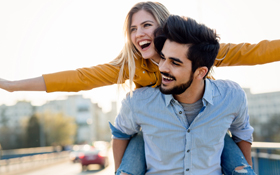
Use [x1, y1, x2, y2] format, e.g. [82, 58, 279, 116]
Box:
[194, 67, 208, 80]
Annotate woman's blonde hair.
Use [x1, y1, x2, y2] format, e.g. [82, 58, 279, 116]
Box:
[110, 2, 170, 95]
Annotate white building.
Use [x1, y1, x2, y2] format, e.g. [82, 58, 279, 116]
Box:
[0, 95, 117, 145]
[0, 101, 33, 128]
[244, 88, 280, 135]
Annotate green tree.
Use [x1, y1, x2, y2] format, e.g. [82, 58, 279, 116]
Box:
[0, 107, 9, 127]
[0, 126, 12, 149]
[26, 114, 40, 147]
[43, 112, 77, 146]
[0, 107, 14, 149]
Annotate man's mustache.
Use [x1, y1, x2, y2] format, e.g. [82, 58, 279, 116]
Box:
[160, 72, 176, 81]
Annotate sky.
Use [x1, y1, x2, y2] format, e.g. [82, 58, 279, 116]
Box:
[0, 0, 279, 112]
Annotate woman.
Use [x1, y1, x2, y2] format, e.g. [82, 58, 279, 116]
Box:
[0, 1, 279, 175]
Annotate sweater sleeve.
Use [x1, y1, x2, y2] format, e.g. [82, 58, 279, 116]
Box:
[43, 62, 127, 92]
[215, 40, 280, 67]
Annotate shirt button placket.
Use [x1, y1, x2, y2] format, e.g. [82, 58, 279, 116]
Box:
[185, 129, 191, 174]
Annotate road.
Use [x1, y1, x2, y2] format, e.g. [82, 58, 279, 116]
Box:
[21, 149, 114, 175]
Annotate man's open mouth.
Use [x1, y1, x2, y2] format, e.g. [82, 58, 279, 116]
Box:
[162, 75, 174, 81]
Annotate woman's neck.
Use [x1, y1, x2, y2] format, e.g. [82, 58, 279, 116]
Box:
[150, 55, 161, 64]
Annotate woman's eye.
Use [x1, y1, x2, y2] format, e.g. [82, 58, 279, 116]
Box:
[130, 28, 136, 32]
[144, 23, 152, 27]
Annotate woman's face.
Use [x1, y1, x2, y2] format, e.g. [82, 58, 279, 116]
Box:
[130, 10, 160, 62]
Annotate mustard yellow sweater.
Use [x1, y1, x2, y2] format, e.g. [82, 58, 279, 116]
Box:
[43, 40, 280, 92]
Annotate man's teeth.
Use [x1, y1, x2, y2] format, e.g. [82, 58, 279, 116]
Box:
[139, 40, 151, 46]
[162, 75, 173, 80]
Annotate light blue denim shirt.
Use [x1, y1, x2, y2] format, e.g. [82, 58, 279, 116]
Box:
[111, 79, 254, 175]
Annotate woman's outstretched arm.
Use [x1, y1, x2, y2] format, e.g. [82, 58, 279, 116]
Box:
[216, 39, 280, 66]
[42, 62, 124, 92]
[0, 77, 46, 92]
[0, 61, 126, 93]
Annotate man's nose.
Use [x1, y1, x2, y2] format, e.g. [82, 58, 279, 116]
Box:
[159, 60, 169, 73]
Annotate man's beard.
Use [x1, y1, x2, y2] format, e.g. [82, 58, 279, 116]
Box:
[160, 73, 194, 95]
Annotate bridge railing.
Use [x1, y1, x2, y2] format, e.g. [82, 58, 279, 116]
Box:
[251, 142, 280, 175]
[0, 142, 280, 175]
[0, 151, 69, 175]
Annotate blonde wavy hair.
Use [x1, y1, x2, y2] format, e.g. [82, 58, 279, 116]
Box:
[110, 2, 170, 95]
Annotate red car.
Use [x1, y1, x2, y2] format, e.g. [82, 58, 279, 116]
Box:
[79, 146, 109, 171]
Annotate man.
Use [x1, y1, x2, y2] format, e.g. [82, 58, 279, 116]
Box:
[110, 15, 254, 175]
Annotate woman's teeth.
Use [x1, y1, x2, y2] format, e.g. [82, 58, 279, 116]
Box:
[139, 40, 151, 46]
[139, 40, 151, 49]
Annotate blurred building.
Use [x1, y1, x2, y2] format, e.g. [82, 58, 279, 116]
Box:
[35, 95, 117, 143]
[244, 88, 280, 136]
[0, 101, 34, 148]
[0, 101, 34, 128]
[0, 95, 117, 146]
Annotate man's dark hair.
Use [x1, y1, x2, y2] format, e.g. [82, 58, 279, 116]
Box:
[154, 15, 220, 78]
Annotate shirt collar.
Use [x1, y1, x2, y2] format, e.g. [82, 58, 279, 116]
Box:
[164, 94, 174, 107]
[202, 79, 214, 106]
[163, 79, 218, 107]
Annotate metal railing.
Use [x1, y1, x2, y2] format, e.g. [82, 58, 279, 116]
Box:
[0, 151, 69, 175]
[0, 142, 280, 175]
[252, 142, 280, 175]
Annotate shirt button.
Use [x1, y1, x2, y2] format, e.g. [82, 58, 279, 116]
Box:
[143, 64, 146, 67]
[150, 82, 153, 84]
[143, 71, 145, 74]
[179, 111, 182, 114]
[187, 150, 190, 153]
[186, 168, 189, 171]
[187, 129, 190, 133]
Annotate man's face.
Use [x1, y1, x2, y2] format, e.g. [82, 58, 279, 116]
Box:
[159, 39, 193, 95]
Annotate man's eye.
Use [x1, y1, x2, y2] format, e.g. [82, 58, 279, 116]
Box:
[172, 61, 179, 66]
[160, 55, 165, 60]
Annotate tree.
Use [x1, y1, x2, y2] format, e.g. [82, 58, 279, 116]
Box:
[0, 107, 9, 127]
[0, 107, 13, 149]
[26, 114, 40, 147]
[43, 112, 77, 146]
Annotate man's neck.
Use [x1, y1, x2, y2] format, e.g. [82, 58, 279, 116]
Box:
[173, 80, 205, 104]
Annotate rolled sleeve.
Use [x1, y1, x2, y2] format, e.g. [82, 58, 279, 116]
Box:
[110, 95, 140, 140]
[229, 92, 254, 143]
[109, 122, 131, 140]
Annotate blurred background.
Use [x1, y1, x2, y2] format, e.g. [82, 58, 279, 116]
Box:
[0, 0, 279, 174]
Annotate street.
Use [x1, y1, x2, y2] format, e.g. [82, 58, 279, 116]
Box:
[21, 149, 114, 175]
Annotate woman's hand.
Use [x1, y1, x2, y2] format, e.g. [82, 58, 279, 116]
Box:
[0, 76, 46, 92]
[0, 78, 13, 92]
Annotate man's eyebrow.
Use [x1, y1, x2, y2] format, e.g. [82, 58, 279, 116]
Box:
[169, 57, 183, 64]
[160, 52, 165, 57]
[131, 20, 154, 28]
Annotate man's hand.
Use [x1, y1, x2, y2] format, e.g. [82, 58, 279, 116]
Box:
[112, 139, 129, 172]
[237, 140, 252, 166]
